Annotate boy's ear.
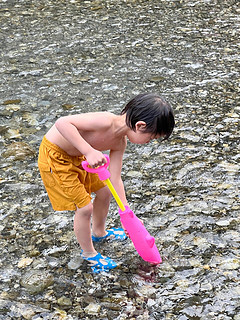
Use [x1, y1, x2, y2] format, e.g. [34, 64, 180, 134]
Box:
[135, 121, 147, 132]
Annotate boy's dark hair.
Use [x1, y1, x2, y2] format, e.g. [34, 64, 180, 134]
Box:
[121, 93, 175, 139]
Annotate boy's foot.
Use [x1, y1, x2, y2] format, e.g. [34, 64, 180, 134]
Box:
[80, 251, 117, 273]
[92, 228, 127, 242]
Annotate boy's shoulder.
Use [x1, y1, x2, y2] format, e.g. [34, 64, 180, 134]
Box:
[85, 111, 114, 116]
[68, 112, 116, 130]
[89, 111, 116, 127]
[83, 111, 115, 121]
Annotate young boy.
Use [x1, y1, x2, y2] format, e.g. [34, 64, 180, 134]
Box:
[38, 93, 175, 272]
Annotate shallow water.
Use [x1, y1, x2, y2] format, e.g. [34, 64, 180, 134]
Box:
[0, 0, 239, 319]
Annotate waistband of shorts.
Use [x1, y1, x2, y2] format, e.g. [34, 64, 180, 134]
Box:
[42, 136, 84, 160]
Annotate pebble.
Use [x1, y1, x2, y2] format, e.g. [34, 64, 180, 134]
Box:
[216, 219, 230, 227]
[219, 258, 240, 270]
[84, 303, 101, 315]
[57, 296, 72, 308]
[20, 270, 54, 294]
[67, 256, 83, 270]
[137, 285, 156, 298]
[17, 258, 33, 268]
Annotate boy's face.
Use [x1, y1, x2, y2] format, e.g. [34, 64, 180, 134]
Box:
[128, 132, 160, 144]
[127, 121, 160, 144]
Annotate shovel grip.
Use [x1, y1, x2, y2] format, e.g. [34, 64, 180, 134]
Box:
[82, 154, 110, 180]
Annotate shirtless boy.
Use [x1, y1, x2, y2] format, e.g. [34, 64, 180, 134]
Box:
[38, 93, 175, 272]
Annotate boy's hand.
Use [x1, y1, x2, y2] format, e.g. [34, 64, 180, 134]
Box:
[121, 222, 129, 237]
[85, 150, 107, 168]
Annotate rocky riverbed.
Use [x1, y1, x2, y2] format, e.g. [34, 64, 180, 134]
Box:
[0, 0, 239, 319]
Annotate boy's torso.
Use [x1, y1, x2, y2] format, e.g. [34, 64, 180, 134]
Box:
[45, 112, 126, 156]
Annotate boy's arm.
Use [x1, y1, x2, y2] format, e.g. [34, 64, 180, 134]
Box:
[109, 144, 128, 207]
[109, 146, 132, 236]
[55, 114, 108, 167]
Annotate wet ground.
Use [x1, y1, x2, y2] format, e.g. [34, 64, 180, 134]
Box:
[0, 0, 239, 319]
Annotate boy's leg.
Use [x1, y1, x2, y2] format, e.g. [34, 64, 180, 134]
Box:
[74, 203, 97, 257]
[92, 186, 112, 238]
[74, 197, 118, 272]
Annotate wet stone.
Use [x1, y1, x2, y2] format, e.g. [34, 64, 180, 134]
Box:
[2, 142, 36, 160]
[84, 303, 101, 315]
[3, 99, 22, 105]
[57, 296, 72, 308]
[219, 258, 240, 270]
[0, 299, 50, 320]
[137, 285, 157, 298]
[20, 270, 54, 294]
[67, 256, 83, 270]
[62, 103, 75, 110]
[17, 257, 33, 269]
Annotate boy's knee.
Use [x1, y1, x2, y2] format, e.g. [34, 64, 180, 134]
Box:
[75, 203, 93, 219]
[96, 186, 112, 201]
[105, 187, 112, 201]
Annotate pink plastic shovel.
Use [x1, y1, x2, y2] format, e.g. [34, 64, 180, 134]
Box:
[82, 154, 162, 264]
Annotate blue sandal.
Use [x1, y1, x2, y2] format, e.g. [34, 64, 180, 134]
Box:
[92, 228, 127, 242]
[81, 251, 117, 273]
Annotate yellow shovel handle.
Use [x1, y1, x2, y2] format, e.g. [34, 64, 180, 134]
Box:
[105, 178, 125, 212]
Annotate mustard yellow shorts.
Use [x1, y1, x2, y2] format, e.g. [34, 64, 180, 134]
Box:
[38, 136, 106, 211]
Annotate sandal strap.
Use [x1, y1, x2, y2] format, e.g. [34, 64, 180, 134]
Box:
[81, 252, 117, 272]
[107, 228, 126, 239]
[92, 228, 127, 242]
